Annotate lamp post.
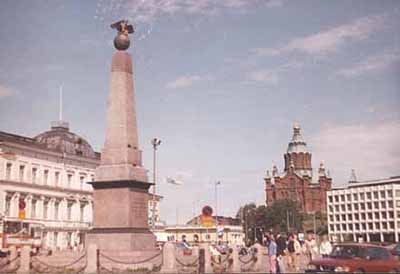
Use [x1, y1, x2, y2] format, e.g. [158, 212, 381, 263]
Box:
[151, 138, 161, 230]
[214, 181, 221, 243]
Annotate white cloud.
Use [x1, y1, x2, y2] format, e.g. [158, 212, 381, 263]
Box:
[245, 61, 304, 84]
[166, 75, 202, 89]
[253, 13, 388, 56]
[0, 85, 17, 99]
[336, 50, 400, 78]
[246, 69, 279, 84]
[96, 0, 283, 23]
[311, 120, 400, 186]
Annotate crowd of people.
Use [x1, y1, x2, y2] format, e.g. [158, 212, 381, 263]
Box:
[265, 231, 332, 273]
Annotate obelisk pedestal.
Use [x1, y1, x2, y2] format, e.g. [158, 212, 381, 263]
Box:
[86, 23, 156, 251]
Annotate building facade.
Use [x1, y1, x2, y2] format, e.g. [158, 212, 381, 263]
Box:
[264, 124, 332, 213]
[0, 121, 163, 250]
[327, 176, 400, 243]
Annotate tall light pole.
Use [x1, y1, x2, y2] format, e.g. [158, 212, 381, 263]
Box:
[214, 181, 221, 243]
[151, 138, 161, 230]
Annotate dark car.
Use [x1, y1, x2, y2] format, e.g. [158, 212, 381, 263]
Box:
[306, 243, 400, 273]
[0, 250, 8, 258]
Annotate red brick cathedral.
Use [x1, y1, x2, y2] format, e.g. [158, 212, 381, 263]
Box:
[264, 124, 332, 213]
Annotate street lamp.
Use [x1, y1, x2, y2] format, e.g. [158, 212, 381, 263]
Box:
[151, 138, 161, 230]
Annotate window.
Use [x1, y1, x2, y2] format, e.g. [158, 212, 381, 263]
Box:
[334, 196, 339, 202]
[366, 192, 371, 200]
[329, 196, 333, 203]
[341, 214, 346, 221]
[347, 214, 352, 221]
[347, 204, 351, 211]
[381, 201, 386, 209]
[373, 191, 378, 199]
[348, 224, 353, 230]
[342, 224, 346, 231]
[353, 193, 358, 201]
[374, 212, 379, 219]
[335, 215, 340, 222]
[5, 196, 11, 216]
[368, 223, 373, 230]
[389, 222, 394, 229]
[382, 212, 387, 219]
[329, 205, 334, 212]
[387, 190, 393, 197]
[54, 201, 59, 220]
[80, 204, 85, 222]
[341, 205, 345, 211]
[32, 168, 37, 183]
[355, 223, 360, 230]
[340, 195, 345, 202]
[374, 202, 379, 209]
[55, 172, 60, 187]
[19, 165, 25, 181]
[335, 205, 339, 211]
[67, 202, 73, 221]
[361, 213, 366, 220]
[355, 213, 359, 220]
[367, 202, 372, 210]
[362, 223, 366, 230]
[396, 190, 400, 197]
[366, 247, 389, 260]
[6, 163, 12, 180]
[330, 225, 334, 231]
[67, 174, 72, 188]
[31, 199, 37, 218]
[388, 201, 393, 208]
[80, 176, 85, 190]
[329, 216, 333, 222]
[43, 201, 48, 219]
[44, 170, 49, 185]
[336, 224, 340, 231]
[361, 203, 365, 210]
[380, 191, 385, 199]
[368, 213, 373, 220]
[346, 194, 351, 201]
[354, 204, 359, 210]
[360, 193, 365, 200]
[383, 222, 387, 229]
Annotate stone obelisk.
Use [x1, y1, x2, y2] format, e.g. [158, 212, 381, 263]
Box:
[86, 20, 156, 251]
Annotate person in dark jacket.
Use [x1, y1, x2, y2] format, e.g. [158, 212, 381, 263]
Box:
[275, 233, 287, 273]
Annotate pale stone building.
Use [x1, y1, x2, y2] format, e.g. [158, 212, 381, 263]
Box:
[0, 121, 163, 250]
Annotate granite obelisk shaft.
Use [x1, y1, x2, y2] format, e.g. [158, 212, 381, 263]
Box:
[96, 51, 148, 182]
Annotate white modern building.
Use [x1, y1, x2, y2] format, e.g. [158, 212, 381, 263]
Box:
[327, 176, 400, 243]
[0, 121, 163, 250]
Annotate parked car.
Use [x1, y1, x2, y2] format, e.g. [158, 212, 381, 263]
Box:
[0, 250, 8, 258]
[306, 243, 400, 273]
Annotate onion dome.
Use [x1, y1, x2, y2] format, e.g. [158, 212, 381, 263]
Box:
[34, 121, 96, 158]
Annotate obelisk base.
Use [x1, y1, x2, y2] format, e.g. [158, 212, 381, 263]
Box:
[86, 228, 156, 251]
[86, 180, 157, 251]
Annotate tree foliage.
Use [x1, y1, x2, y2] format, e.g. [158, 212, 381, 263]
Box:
[236, 200, 304, 245]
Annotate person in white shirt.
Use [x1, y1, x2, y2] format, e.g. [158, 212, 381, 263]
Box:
[319, 235, 332, 258]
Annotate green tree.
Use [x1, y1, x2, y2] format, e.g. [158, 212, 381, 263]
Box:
[236, 200, 304, 245]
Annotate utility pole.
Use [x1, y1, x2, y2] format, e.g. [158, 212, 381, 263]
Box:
[151, 138, 161, 230]
[214, 181, 221, 243]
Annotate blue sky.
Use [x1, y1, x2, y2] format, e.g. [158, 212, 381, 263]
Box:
[0, 0, 399, 224]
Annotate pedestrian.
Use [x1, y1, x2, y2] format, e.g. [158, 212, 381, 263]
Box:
[319, 234, 332, 258]
[275, 233, 287, 273]
[304, 232, 318, 262]
[287, 234, 301, 271]
[268, 234, 277, 274]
